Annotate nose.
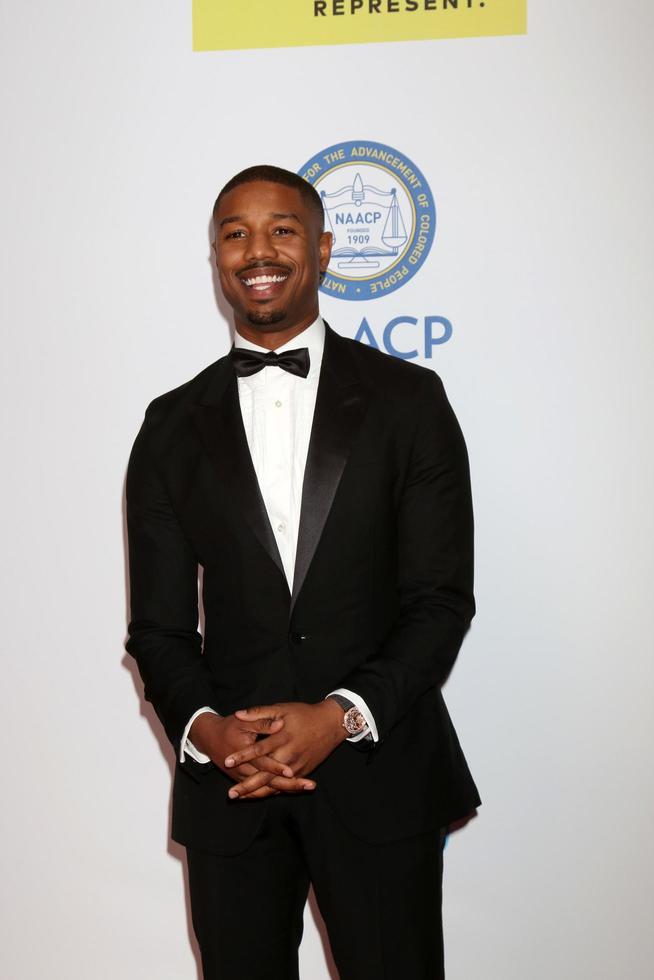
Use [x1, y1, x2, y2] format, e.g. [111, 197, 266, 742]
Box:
[244, 227, 278, 263]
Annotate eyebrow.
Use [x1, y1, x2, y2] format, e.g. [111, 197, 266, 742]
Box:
[218, 214, 243, 228]
[219, 211, 302, 228]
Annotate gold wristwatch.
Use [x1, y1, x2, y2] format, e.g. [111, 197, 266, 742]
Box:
[328, 694, 369, 737]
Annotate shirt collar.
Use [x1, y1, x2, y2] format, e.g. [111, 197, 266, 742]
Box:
[233, 316, 325, 379]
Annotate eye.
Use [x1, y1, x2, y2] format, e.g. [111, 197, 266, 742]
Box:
[273, 226, 294, 236]
[225, 229, 245, 240]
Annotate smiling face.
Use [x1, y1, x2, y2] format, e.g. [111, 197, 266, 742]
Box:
[213, 180, 332, 347]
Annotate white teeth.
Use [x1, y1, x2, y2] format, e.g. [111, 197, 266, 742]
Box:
[242, 274, 288, 286]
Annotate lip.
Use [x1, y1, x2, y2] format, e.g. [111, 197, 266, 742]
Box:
[237, 264, 292, 301]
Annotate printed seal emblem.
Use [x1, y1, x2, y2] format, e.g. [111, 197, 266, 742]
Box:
[299, 140, 436, 301]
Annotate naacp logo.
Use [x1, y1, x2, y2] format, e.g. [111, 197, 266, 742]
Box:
[299, 140, 436, 301]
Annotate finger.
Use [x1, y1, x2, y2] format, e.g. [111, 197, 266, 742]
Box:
[245, 753, 295, 779]
[234, 772, 315, 799]
[233, 765, 309, 794]
[232, 763, 273, 781]
[237, 786, 281, 800]
[269, 775, 316, 794]
[233, 766, 316, 799]
[235, 705, 280, 721]
[229, 771, 315, 799]
[239, 774, 316, 800]
[228, 769, 276, 799]
[225, 733, 286, 769]
[236, 716, 284, 735]
[235, 780, 314, 799]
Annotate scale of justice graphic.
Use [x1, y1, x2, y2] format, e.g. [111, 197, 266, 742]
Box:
[320, 171, 409, 275]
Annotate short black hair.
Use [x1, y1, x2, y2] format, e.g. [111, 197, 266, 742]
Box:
[213, 165, 324, 225]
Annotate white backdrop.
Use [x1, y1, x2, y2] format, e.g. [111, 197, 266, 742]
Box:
[1, 2, 653, 977]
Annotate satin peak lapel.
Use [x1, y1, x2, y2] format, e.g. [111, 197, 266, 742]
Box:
[192, 359, 288, 590]
[291, 325, 369, 612]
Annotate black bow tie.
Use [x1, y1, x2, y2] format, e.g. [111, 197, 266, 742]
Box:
[230, 346, 310, 379]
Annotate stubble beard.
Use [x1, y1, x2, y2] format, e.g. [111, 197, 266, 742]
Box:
[246, 308, 287, 327]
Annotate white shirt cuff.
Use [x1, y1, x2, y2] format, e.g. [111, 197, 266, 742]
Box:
[327, 688, 379, 743]
[180, 707, 219, 763]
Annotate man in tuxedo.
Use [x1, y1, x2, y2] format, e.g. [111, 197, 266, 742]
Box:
[126, 164, 480, 979]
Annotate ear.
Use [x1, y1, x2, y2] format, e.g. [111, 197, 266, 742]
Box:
[319, 230, 333, 273]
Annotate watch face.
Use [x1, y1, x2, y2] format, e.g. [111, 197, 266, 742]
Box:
[343, 706, 367, 736]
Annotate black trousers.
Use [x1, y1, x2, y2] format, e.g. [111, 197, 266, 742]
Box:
[186, 789, 445, 980]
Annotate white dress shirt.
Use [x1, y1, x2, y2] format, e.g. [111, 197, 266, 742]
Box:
[181, 316, 378, 763]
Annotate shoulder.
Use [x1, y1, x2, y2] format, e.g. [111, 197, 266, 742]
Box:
[330, 327, 441, 398]
[128, 353, 231, 465]
[142, 354, 228, 426]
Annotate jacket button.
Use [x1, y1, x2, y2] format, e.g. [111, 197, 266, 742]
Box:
[289, 632, 307, 644]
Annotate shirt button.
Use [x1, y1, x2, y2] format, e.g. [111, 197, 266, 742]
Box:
[275, 400, 282, 407]
[277, 523, 285, 533]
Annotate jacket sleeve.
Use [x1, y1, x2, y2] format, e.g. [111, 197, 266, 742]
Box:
[337, 371, 475, 742]
[125, 407, 217, 756]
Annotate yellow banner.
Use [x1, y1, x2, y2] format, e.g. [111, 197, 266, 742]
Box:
[193, 0, 527, 52]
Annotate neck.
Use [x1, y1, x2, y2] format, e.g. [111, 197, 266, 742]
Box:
[234, 312, 318, 351]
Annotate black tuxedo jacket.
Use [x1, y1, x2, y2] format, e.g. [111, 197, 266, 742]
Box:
[126, 323, 480, 856]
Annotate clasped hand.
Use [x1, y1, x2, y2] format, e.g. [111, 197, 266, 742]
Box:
[188, 700, 347, 801]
